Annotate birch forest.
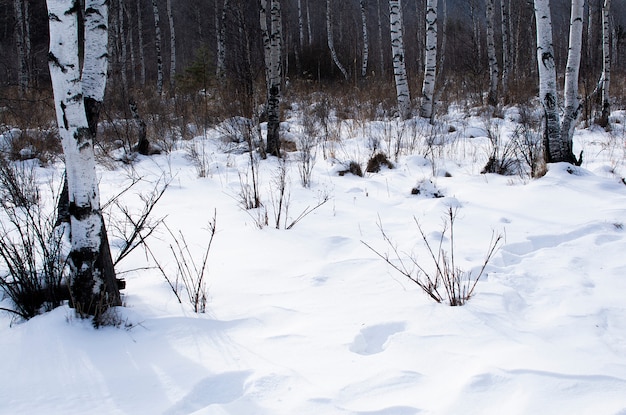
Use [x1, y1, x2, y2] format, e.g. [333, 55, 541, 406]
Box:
[2, 0, 624, 126]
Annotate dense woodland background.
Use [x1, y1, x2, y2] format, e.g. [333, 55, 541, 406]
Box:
[1, 0, 625, 146]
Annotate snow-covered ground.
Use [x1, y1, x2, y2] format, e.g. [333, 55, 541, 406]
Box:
[2, 107, 626, 414]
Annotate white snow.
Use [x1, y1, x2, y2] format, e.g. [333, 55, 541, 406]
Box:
[2, 107, 626, 414]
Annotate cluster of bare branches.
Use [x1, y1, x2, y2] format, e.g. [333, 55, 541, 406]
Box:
[364, 207, 503, 306]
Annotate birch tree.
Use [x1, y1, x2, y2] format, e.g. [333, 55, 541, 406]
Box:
[561, 0, 584, 144]
[46, 0, 121, 318]
[533, 0, 579, 164]
[13, 0, 29, 94]
[500, 0, 510, 99]
[137, 0, 146, 87]
[166, 0, 176, 89]
[420, 0, 437, 120]
[216, 0, 229, 77]
[389, 0, 410, 119]
[151, 0, 164, 95]
[599, 0, 611, 127]
[377, 0, 385, 76]
[360, 0, 370, 78]
[486, 0, 499, 106]
[327, 0, 349, 80]
[298, 0, 304, 49]
[260, 0, 282, 156]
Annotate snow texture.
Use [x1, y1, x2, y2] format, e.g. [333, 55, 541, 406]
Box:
[2, 107, 626, 414]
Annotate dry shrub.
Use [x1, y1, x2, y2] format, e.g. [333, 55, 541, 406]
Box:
[366, 152, 394, 173]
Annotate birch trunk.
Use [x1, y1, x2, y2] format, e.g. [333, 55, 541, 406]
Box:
[611, 17, 617, 68]
[486, 0, 499, 106]
[216, 0, 229, 77]
[327, 0, 349, 80]
[298, 0, 304, 49]
[500, 0, 510, 99]
[128, 7, 136, 85]
[470, 0, 482, 63]
[118, 0, 128, 90]
[389, 0, 410, 118]
[415, 0, 425, 71]
[166, 0, 176, 89]
[14, 0, 29, 93]
[561, 0, 584, 144]
[47, 0, 120, 317]
[420, 0, 437, 120]
[260, 0, 282, 156]
[151, 0, 164, 95]
[306, 0, 312, 47]
[377, 0, 385, 76]
[534, 0, 576, 164]
[360, 0, 369, 77]
[137, 0, 146, 87]
[599, 0, 611, 127]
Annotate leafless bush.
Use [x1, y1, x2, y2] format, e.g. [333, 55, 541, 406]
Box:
[268, 158, 330, 230]
[298, 110, 318, 188]
[147, 212, 217, 313]
[270, 157, 290, 229]
[509, 106, 544, 178]
[481, 118, 519, 175]
[363, 208, 502, 306]
[0, 159, 66, 320]
[185, 138, 212, 178]
[105, 176, 170, 267]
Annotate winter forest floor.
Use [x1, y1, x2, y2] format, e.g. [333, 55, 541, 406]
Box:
[1, 104, 626, 414]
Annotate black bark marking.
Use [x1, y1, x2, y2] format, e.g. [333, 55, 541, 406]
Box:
[75, 127, 92, 149]
[48, 52, 66, 72]
[49, 12, 61, 22]
[65, 1, 80, 16]
[85, 7, 102, 17]
[541, 52, 553, 68]
[69, 201, 95, 221]
[60, 101, 69, 130]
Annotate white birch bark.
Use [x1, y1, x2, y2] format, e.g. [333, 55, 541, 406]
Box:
[389, 0, 410, 118]
[260, 0, 271, 86]
[327, 0, 349, 80]
[360, 0, 369, 77]
[500, 0, 510, 98]
[47, 0, 119, 315]
[216, 0, 229, 77]
[600, 0, 611, 125]
[83, 1, 108, 94]
[561, 0, 584, 144]
[534, 0, 576, 164]
[151, 0, 164, 95]
[166, 0, 176, 88]
[420, 0, 437, 120]
[260, 0, 283, 156]
[486, 0, 499, 106]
